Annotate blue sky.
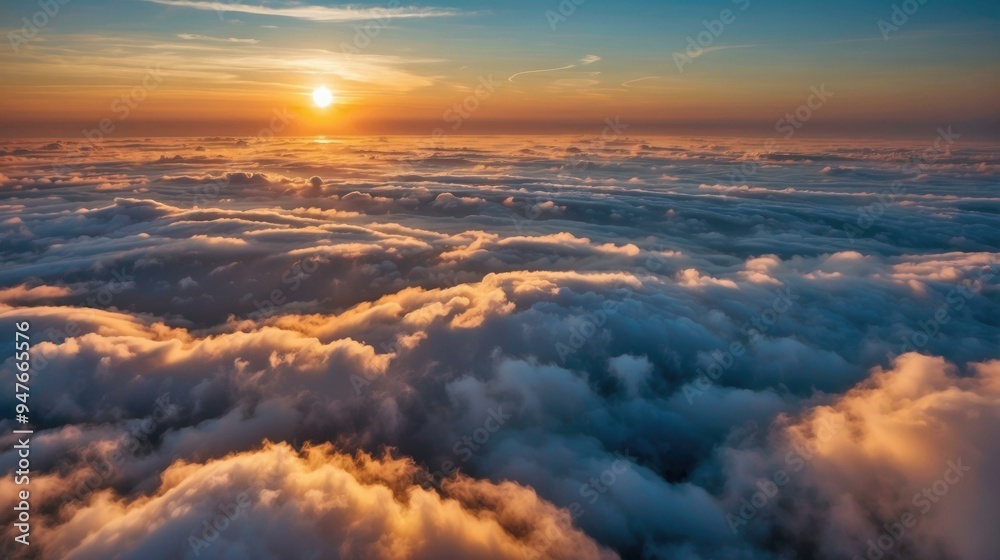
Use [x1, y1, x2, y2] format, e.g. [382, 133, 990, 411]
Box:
[1, 0, 997, 136]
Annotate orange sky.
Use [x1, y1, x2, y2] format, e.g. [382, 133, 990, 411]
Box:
[1, 0, 997, 138]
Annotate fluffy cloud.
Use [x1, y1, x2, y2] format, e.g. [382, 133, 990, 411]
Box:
[0, 136, 996, 559]
[720, 353, 1000, 560]
[22, 442, 616, 560]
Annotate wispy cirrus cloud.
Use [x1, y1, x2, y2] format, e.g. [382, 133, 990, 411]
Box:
[687, 44, 756, 59]
[508, 55, 601, 82]
[621, 76, 664, 88]
[144, 0, 469, 21]
[4, 37, 443, 92]
[177, 33, 259, 44]
[508, 64, 576, 83]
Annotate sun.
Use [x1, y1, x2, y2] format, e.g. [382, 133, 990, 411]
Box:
[312, 86, 334, 108]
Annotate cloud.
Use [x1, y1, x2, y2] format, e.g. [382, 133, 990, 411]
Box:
[620, 75, 664, 88]
[0, 136, 997, 559]
[0, 33, 446, 97]
[684, 44, 757, 60]
[145, 0, 468, 22]
[508, 64, 576, 83]
[176, 33, 259, 44]
[505, 55, 599, 84]
[720, 353, 1000, 559]
[0, 283, 76, 304]
[22, 442, 617, 560]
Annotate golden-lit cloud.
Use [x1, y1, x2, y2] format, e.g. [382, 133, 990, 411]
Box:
[723, 353, 1000, 559]
[22, 442, 617, 560]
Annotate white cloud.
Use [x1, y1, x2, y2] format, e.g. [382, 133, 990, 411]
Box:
[145, 0, 468, 21]
[176, 33, 259, 44]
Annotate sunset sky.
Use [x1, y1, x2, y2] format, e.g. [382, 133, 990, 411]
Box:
[2, 3, 1000, 560]
[2, 0, 998, 137]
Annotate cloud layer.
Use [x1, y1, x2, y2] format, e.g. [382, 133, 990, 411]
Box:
[0, 136, 997, 559]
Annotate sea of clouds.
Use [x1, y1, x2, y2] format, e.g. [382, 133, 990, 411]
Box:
[0, 135, 997, 559]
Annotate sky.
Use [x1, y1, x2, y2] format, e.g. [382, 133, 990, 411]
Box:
[0, 0, 998, 135]
[1, 5, 999, 558]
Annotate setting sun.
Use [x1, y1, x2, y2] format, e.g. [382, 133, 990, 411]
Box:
[312, 86, 334, 108]
[1, 1, 997, 559]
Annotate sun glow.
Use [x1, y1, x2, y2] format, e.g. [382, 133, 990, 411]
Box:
[312, 87, 334, 108]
